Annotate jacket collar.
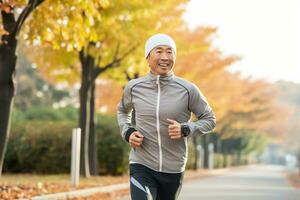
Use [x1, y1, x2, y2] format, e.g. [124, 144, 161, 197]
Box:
[147, 71, 174, 86]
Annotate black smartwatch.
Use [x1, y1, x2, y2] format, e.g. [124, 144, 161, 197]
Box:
[181, 124, 190, 137]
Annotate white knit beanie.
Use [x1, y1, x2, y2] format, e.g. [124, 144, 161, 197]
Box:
[144, 33, 176, 58]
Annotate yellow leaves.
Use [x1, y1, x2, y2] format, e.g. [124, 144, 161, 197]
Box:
[66, 43, 74, 52]
[43, 28, 54, 41]
[22, 0, 107, 52]
[22, 0, 192, 87]
[99, 0, 109, 9]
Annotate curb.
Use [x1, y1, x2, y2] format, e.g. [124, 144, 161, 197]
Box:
[30, 183, 129, 200]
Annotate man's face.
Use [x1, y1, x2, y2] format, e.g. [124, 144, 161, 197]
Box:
[147, 45, 175, 76]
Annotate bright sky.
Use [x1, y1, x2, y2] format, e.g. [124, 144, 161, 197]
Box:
[184, 0, 300, 83]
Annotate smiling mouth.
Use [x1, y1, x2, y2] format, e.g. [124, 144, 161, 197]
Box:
[158, 63, 169, 68]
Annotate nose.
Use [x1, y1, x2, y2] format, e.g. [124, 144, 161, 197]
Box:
[160, 52, 168, 61]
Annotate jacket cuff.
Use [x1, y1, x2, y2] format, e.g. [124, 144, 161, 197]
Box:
[125, 128, 137, 142]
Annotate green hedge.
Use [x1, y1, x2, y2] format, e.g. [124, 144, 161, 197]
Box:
[4, 121, 74, 173]
[213, 153, 224, 168]
[4, 115, 129, 175]
[96, 115, 130, 175]
[12, 106, 78, 122]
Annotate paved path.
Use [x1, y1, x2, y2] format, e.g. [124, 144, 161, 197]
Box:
[178, 165, 300, 200]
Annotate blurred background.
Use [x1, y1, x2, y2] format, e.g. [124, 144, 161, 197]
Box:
[0, 0, 299, 198]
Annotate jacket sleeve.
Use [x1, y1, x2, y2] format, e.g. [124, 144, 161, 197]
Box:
[117, 83, 137, 142]
[185, 84, 216, 136]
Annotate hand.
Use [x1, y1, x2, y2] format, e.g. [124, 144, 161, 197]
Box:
[167, 118, 182, 139]
[129, 131, 144, 148]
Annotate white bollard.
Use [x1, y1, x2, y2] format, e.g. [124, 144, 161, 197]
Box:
[71, 128, 81, 186]
[197, 145, 204, 169]
[208, 143, 214, 170]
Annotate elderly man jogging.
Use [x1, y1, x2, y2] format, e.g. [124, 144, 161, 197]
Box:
[117, 33, 216, 200]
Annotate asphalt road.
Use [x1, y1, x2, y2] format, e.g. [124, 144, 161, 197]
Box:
[178, 165, 300, 200]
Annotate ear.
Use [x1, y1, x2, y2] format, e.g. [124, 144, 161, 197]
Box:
[146, 54, 150, 64]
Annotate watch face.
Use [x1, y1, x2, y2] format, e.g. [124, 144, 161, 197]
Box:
[182, 125, 190, 136]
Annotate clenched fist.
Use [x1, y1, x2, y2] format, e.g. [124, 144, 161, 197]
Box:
[129, 131, 144, 147]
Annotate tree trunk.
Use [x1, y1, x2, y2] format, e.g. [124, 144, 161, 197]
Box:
[202, 134, 209, 169]
[297, 147, 300, 177]
[223, 150, 228, 168]
[0, 51, 16, 176]
[77, 43, 136, 176]
[0, 34, 17, 175]
[79, 51, 93, 177]
[216, 137, 222, 153]
[221, 140, 228, 168]
[192, 135, 198, 170]
[0, 0, 45, 176]
[88, 81, 98, 175]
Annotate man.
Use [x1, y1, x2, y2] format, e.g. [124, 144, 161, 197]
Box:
[117, 33, 216, 200]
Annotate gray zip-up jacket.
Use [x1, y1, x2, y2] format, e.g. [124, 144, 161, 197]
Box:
[117, 72, 216, 173]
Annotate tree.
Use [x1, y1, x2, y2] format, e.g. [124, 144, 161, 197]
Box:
[0, 0, 44, 176]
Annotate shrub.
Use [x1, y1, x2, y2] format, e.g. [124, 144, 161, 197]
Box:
[96, 115, 130, 175]
[213, 153, 224, 168]
[4, 121, 74, 173]
[12, 106, 78, 122]
[4, 114, 129, 175]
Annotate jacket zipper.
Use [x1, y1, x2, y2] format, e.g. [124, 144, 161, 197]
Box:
[156, 75, 162, 172]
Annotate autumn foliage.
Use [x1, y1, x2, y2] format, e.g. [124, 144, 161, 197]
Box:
[1, 0, 291, 179]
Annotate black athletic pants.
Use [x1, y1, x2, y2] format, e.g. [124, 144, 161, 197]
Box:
[129, 163, 184, 200]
